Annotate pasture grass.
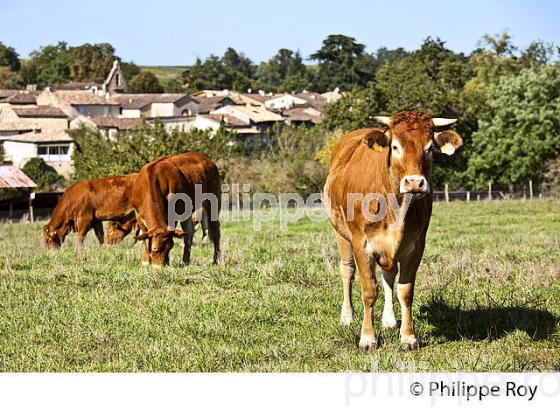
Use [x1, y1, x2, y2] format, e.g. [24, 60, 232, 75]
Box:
[0, 200, 559, 371]
[140, 66, 187, 81]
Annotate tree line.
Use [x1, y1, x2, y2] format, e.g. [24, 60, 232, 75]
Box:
[1, 32, 560, 192]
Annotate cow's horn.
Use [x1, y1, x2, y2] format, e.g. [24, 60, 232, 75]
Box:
[370, 115, 391, 126]
[433, 118, 457, 127]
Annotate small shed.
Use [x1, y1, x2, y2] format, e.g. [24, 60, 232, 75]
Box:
[0, 165, 37, 221]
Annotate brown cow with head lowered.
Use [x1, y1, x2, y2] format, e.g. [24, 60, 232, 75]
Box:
[43, 173, 137, 250]
[106, 218, 139, 245]
[324, 111, 462, 351]
[132, 152, 221, 267]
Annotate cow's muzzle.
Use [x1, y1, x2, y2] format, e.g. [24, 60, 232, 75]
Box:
[400, 175, 429, 194]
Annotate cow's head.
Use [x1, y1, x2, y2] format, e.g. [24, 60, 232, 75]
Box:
[43, 224, 64, 249]
[134, 226, 190, 267]
[368, 111, 463, 195]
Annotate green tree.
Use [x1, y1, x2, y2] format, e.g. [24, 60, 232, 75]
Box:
[0, 66, 22, 88]
[377, 37, 469, 116]
[256, 48, 312, 92]
[0, 42, 21, 71]
[310, 34, 375, 92]
[21, 42, 70, 85]
[462, 32, 521, 122]
[321, 81, 387, 131]
[467, 63, 560, 188]
[22, 158, 64, 191]
[120, 61, 141, 80]
[129, 71, 164, 93]
[67, 43, 116, 83]
[183, 56, 233, 92]
[20, 42, 119, 86]
[221, 47, 254, 78]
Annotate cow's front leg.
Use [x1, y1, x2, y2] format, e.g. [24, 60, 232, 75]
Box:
[398, 250, 423, 350]
[381, 267, 398, 330]
[335, 232, 354, 325]
[352, 240, 379, 352]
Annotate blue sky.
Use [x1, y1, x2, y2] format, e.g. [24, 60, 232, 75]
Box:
[1, 0, 559, 65]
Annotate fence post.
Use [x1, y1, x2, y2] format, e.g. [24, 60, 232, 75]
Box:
[28, 192, 34, 223]
[444, 184, 449, 203]
[529, 179, 533, 199]
[488, 182, 492, 201]
[466, 191, 470, 202]
[477, 194, 480, 201]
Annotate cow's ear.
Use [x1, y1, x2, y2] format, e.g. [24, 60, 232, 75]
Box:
[134, 231, 152, 241]
[362, 129, 389, 152]
[434, 130, 463, 156]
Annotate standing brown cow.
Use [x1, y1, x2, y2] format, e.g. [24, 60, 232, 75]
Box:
[43, 173, 138, 250]
[132, 152, 222, 267]
[324, 111, 462, 351]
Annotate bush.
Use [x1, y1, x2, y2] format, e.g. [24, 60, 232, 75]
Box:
[542, 157, 560, 197]
[71, 122, 332, 197]
[22, 158, 64, 191]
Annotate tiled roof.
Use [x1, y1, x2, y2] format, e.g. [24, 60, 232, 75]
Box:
[192, 95, 231, 114]
[4, 92, 38, 105]
[0, 89, 19, 99]
[0, 165, 37, 189]
[2, 130, 73, 143]
[110, 94, 190, 109]
[213, 104, 284, 123]
[0, 121, 41, 132]
[50, 83, 102, 91]
[294, 92, 329, 111]
[283, 107, 322, 124]
[12, 106, 69, 118]
[198, 114, 248, 127]
[90, 117, 143, 129]
[54, 91, 117, 106]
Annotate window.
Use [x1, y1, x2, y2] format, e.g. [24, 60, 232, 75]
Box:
[116, 74, 120, 85]
[38, 144, 71, 161]
[79, 106, 86, 115]
[103, 106, 110, 117]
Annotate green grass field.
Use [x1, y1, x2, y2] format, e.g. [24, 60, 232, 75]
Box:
[0, 200, 559, 371]
[140, 66, 186, 82]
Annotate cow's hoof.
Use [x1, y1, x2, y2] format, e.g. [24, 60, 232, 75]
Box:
[340, 310, 353, 326]
[151, 264, 163, 270]
[141, 261, 150, 266]
[400, 336, 419, 351]
[358, 334, 377, 352]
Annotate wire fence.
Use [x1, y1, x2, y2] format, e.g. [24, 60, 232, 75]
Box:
[433, 181, 546, 202]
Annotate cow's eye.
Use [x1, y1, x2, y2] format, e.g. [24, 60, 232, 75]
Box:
[391, 145, 399, 152]
[425, 145, 433, 154]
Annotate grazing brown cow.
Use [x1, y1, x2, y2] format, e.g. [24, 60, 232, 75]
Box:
[132, 152, 221, 267]
[43, 173, 138, 250]
[106, 217, 139, 245]
[324, 111, 462, 351]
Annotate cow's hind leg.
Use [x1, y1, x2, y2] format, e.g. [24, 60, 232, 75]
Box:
[335, 232, 355, 326]
[180, 218, 195, 266]
[397, 248, 423, 350]
[200, 210, 209, 245]
[381, 267, 398, 330]
[352, 238, 379, 352]
[207, 219, 222, 264]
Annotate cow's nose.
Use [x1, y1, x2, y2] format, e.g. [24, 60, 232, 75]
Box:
[400, 175, 429, 193]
